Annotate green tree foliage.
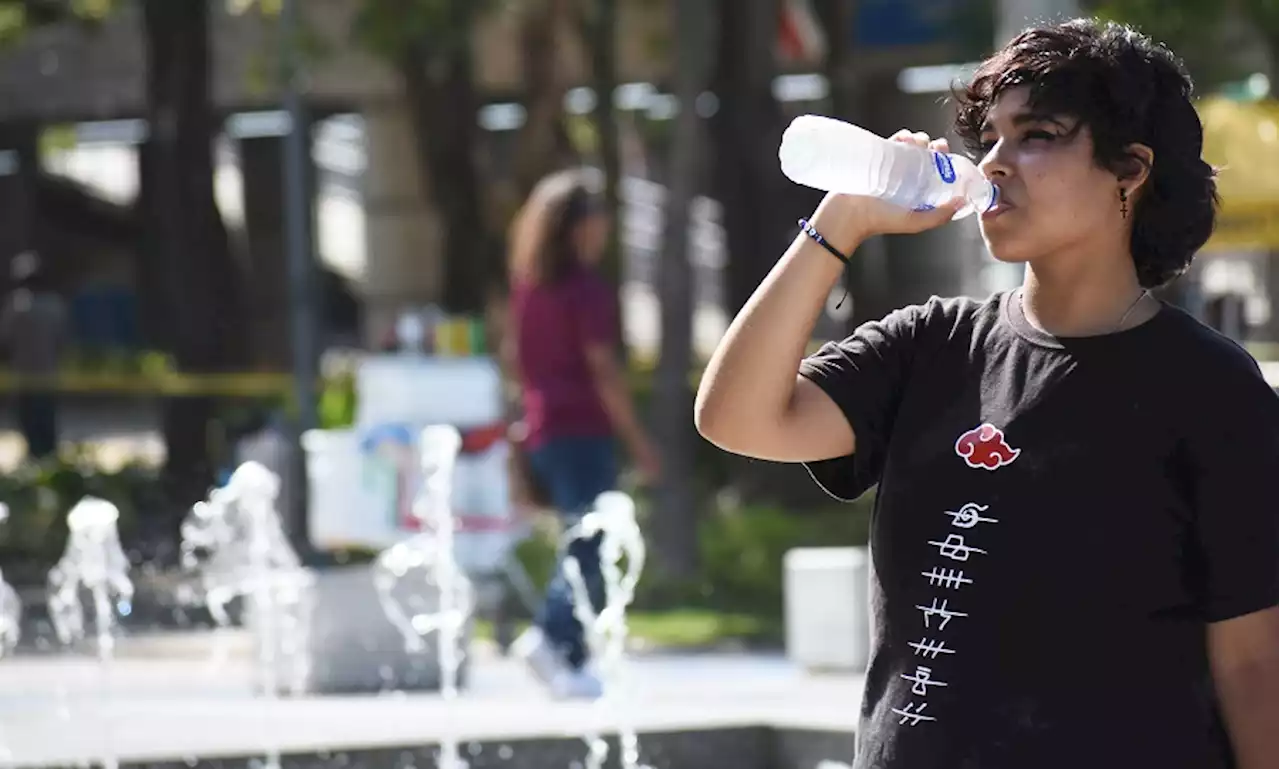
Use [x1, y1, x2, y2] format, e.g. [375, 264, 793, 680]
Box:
[239, 0, 506, 311]
[350, 0, 494, 59]
[0, 0, 117, 45]
[1086, 0, 1277, 90]
[1238, 0, 1279, 70]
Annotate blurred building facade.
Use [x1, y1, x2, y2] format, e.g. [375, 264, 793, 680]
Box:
[0, 0, 1273, 366]
[5, 0, 992, 346]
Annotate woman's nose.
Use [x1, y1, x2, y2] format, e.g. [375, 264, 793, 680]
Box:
[978, 141, 1013, 180]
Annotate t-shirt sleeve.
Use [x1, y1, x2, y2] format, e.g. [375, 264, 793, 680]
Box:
[571, 274, 618, 349]
[797, 299, 937, 502]
[1186, 360, 1280, 623]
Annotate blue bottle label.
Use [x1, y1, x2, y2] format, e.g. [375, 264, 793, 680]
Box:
[912, 203, 937, 212]
[933, 151, 957, 184]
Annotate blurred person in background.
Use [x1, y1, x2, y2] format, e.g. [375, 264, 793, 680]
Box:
[696, 19, 1276, 769]
[1, 252, 67, 460]
[502, 169, 659, 699]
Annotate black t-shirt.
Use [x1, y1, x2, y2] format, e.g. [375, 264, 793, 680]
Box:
[798, 290, 1278, 769]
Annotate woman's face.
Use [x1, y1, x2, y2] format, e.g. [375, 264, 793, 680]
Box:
[572, 211, 611, 266]
[975, 86, 1126, 265]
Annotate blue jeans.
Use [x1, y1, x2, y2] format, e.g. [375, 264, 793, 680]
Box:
[526, 435, 617, 669]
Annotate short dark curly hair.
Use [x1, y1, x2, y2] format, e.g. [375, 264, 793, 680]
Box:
[953, 18, 1218, 288]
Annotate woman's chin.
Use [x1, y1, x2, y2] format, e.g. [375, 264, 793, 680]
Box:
[981, 236, 1033, 265]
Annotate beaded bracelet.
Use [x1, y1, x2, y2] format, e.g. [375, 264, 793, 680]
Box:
[797, 218, 851, 310]
[798, 218, 851, 265]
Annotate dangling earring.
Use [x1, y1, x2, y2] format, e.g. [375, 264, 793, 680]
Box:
[1119, 188, 1129, 220]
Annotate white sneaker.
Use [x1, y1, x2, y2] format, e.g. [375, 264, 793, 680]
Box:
[512, 626, 567, 687]
[551, 668, 604, 700]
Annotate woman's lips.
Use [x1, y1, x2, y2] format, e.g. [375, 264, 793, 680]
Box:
[981, 200, 1014, 221]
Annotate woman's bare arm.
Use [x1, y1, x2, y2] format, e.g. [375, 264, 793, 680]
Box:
[695, 174, 963, 463]
[694, 208, 859, 462]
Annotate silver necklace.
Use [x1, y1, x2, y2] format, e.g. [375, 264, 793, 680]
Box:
[1022, 289, 1151, 333]
[1112, 290, 1151, 331]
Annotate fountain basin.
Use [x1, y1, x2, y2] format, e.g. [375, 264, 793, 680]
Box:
[0, 647, 861, 769]
[5, 726, 853, 769]
[302, 563, 472, 695]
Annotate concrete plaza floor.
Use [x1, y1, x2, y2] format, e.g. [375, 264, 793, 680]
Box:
[0, 631, 862, 767]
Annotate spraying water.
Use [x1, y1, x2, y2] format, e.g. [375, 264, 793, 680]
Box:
[179, 461, 312, 697]
[372, 425, 472, 769]
[373, 426, 472, 685]
[563, 491, 648, 769]
[47, 497, 134, 658]
[0, 565, 18, 657]
[179, 462, 311, 769]
[0, 503, 19, 656]
[46, 497, 134, 769]
[0, 503, 18, 767]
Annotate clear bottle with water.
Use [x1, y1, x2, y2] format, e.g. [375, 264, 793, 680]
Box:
[779, 114, 998, 219]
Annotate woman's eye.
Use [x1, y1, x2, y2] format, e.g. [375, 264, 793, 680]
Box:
[975, 129, 1059, 156]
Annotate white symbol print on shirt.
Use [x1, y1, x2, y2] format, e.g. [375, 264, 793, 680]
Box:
[945, 502, 998, 529]
[892, 702, 937, 726]
[909, 637, 957, 659]
[901, 665, 949, 696]
[928, 533, 987, 561]
[916, 597, 968, 630]
[921, 567, 973, 589]
[896, 504, 997, 730]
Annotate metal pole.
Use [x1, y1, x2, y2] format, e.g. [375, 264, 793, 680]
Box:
[281, 0, 319, 550]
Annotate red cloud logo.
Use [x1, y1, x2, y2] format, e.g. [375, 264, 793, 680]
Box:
[954, 423, 1020, 470]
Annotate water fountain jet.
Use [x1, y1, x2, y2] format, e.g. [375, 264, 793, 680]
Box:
[47, 497, 133, 658]
[372, 425, 472, 694]
[179, 461, 312, 697]
[564, 491, 648, 769]
[46, 496, 134, 769]
[0, 502, 19, 656]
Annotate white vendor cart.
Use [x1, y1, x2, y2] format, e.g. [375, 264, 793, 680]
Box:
[299, 354, 535, 693]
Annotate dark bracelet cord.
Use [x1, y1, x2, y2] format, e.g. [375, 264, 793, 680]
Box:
[798, 218, 851, 265]
[797, 218, 851, 309]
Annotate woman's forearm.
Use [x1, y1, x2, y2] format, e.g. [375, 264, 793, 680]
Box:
[694, 199, 866, 442]
[592, 361, 647, 451]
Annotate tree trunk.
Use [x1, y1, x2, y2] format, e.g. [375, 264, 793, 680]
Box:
[140, 0, 246, 521]
[712, 0, 790, 317]
[581, 0, 622, 289]
[513, 0, 576, 197]
[815, 0, 883, 329]
[652, 0, 712, 581]
[399, 22, 492, 315]
[816, 0, 860, 121]
[0, 122, 40, 297]
[711, 0, 843, 507]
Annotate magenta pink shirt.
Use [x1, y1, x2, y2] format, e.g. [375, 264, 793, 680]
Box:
[510, 267, 618, 448]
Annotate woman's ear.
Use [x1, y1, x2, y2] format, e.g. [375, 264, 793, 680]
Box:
[1122, 142, 1155, 197]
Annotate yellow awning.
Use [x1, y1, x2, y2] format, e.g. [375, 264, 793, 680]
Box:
[1198, 97, 1278, 251]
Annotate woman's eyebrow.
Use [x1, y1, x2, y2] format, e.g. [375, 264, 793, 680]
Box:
[980, 112, 1070, 132]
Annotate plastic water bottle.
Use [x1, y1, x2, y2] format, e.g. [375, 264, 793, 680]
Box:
[779, 114, 998, 219]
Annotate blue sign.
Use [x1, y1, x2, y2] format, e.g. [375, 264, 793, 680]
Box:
[854, 0, 963, 47]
